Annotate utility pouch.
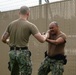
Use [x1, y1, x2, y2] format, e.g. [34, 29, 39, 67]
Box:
[29, 51, 31, 57]
[63, 57, 67, 65]
[8, 62, 11, 71]
[44, 51, 47, 57]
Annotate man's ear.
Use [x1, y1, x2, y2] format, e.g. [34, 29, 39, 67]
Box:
[27, 12, 30, 16]
[19, 12, 20, 15]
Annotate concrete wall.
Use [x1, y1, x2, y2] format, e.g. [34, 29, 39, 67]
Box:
[0, 0, 76, 75]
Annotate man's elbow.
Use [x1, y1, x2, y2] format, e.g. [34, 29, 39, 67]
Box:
[1, 38, 6, 43]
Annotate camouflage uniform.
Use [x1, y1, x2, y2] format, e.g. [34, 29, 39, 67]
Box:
[38, 56, 64, 75]
[5, 17, 39, 75]
[8, 49, 32, 75]
[1, 6, 40, 75]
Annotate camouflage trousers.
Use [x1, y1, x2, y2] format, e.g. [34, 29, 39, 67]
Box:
[8, 49, 32, 75]
[38, 56, 64, 75]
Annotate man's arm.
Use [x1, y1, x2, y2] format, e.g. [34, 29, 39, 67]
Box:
[1, 32, 9, 44]
[46, 37, 65, 45]
[34, 32, 48, 43]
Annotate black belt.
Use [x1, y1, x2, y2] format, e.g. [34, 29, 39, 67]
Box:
[48, 54, 66, 60]
[10, 46, 28, 50]
[47, 54, 67, 65]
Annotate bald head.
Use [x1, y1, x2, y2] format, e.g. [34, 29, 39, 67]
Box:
[19, 6, 30, 15]
[49, 21, 58, 27]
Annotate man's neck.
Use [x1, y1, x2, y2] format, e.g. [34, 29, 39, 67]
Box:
[20, 15, 28, 20]
[51, 30, 60, 36]
[57, 30, 61, 35]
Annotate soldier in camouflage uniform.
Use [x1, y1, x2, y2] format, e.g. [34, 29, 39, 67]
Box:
[1, 6, 48, 75]
[38, 21, 67, 75]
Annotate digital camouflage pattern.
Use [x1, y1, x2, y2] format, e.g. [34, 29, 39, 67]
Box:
[8, 50, 32, 75]
[38, 56, 64, 75]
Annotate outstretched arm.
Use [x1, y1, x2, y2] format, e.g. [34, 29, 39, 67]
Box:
[34, 32, 48, 43]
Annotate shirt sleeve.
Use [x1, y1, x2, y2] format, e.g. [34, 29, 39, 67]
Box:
[5, 24, 11, 34]
[30, 24, 39, 35]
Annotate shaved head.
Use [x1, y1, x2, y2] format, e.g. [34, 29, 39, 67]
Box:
[49, 21, 58, 27]
[19, 6, 30, 15]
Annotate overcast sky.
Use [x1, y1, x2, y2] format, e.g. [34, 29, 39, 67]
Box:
[0, 0, 62, 12]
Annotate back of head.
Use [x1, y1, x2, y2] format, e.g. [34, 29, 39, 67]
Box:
[19, 6, 30, 15]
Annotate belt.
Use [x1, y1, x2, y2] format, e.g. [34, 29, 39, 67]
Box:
[10, 46, 28, 50]
[48, 54, 66, 60]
